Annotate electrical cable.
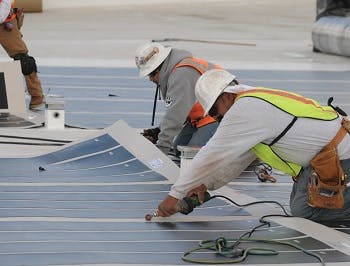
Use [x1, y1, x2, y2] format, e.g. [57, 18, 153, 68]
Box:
[151, 84, 160, 126]
[182, 237, 325, 265]
[0, 141, 64, 146]
[0, 134, 71, 143]
[27, 122, 102, 130]
[211, 195, 291, 249]
[182, 195, 325, 265]
[64, 123, 103, 130]
[210, 195, 290, 216]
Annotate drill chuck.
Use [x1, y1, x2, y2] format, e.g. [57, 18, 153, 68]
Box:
[176, 192, 211, 215]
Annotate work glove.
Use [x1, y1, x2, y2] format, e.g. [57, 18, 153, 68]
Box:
[141, 127, 160, 144]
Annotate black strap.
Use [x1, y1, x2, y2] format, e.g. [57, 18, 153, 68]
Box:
[269, 97, 346, 147]
[151, 85, 160, 126]
[269, 116, 298, 146]
[328, 97, 347, 116]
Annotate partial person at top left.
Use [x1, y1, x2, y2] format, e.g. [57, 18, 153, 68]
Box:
[0, 0, 44, 109]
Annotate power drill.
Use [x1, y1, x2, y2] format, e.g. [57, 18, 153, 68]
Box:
[145, 192, 212, 221]
[177, 191, 212, 215]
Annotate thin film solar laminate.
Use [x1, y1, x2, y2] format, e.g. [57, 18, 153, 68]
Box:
[1, 121, 350, 265]
[1, 65, 350, 265]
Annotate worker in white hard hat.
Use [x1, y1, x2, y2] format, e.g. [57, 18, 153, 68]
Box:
[157, 69, 350, 222]
[135, 42, 222, 158]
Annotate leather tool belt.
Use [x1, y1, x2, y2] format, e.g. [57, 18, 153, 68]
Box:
[307, 118, 350, 209]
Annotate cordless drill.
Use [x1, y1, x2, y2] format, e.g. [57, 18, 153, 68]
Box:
[145, 192, 212, 221]
[177, 191, 212, 214]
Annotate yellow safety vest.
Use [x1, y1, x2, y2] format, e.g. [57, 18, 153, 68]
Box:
[235, 88, 339, 177]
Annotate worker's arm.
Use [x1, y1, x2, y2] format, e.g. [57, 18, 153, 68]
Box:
[169, 101, 264, 200]
[171, 97, 291, 197]
[157, 98, 273, 217]
[157, 150, 254, 217]
[156, 67, 199, 154]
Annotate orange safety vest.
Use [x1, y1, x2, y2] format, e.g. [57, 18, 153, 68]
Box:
[174, 57, 222, 128]
[3, 0, 15, 23]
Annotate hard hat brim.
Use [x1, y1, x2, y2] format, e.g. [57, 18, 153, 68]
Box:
[138, 47, 171, 77]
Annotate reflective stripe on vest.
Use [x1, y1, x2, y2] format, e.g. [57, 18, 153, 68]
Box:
[235, 88, 339, 177]
[174, 57, 222, 128]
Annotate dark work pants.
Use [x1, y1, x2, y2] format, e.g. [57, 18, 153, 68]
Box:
[0, 19, 42, 98]
[173, 121, 218, 156]
[290, 158, 350, 221]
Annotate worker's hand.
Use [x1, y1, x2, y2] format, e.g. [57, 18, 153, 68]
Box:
[15, 7, 24, 16]
[15, 7, 24, 29]
[157, 195, 179, 217]
[186, 184, 208, 204]
[141, 127, 160, 144]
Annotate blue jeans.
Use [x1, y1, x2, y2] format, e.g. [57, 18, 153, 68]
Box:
[173, 121, 218, 156]
[290, 158, 350, 221]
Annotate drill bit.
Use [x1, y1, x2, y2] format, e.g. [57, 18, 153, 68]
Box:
[145, 209, 159, 221]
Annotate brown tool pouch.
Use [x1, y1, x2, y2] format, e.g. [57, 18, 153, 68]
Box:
[307, 118, 349, 209]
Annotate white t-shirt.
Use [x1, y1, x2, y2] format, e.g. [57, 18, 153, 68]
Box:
[169, 94, 350, 199]
[0, 0, 12, 24]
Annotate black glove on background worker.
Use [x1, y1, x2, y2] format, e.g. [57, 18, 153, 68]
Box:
[142, 127, 160, 144]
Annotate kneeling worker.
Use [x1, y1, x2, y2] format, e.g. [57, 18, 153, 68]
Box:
[0, 0, 44, 109]
[135, 42, 222, 158]
[157, 69, 350, 222]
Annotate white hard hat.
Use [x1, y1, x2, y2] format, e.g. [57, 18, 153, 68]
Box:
[135, 42, 172, 77]
[195, 69, 236, 116]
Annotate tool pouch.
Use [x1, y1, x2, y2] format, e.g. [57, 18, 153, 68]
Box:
[307, 118, 349, 209]
[308, 144, 345, 209]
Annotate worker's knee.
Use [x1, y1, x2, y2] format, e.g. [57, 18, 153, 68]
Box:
[290, 203, 305, 218]
[290, 198, 315, 219]
[13, 53, 37, 75]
